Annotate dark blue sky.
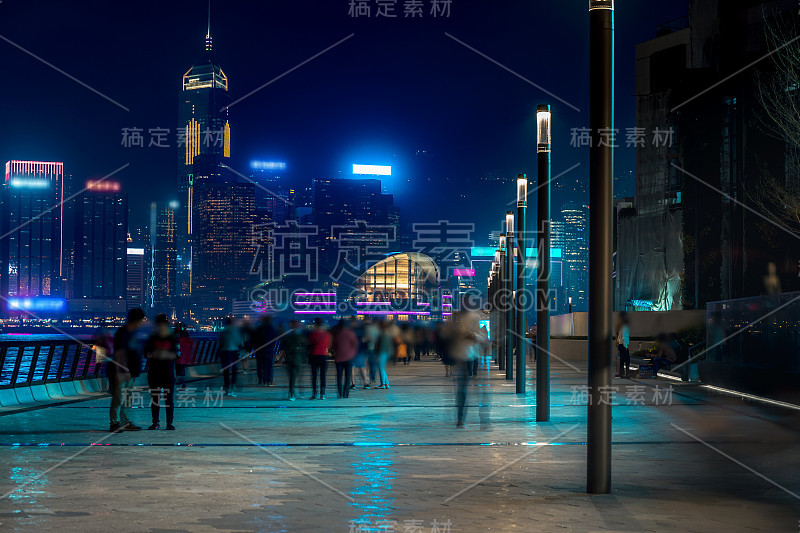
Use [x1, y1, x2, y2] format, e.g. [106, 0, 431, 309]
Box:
[0, 0, 689, 237]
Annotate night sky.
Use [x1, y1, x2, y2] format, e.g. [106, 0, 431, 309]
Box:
[0, 0, 689, 238]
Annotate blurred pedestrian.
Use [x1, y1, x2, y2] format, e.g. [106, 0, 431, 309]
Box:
[376, 321, 395, 389]
[451, 308, 484, 428]
[364, 319, 380, 385]
[219, 317, 244, 396]
[332, 319, 358, 398]
[615, 312, 631, 378]
[144, 314, 179, 430]
[282, 320, 308, 400]
[175, 323, 193, 389]
[109, 308, 147, 432]
[308, 317, 332, 399]
[254, 315, 279, 385]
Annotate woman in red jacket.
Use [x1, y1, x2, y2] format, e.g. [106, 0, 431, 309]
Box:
[308, 318, 332, 400]
[332, 319, 358, 398]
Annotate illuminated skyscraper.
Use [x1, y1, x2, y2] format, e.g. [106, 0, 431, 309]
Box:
[177, 5, 232, 304]
[561, 202, 589, 311]
[191, 157, 255, 322]
[70, 180, 128, 317]
[150, 202, 178, 313]
[0, 161, 65, 312]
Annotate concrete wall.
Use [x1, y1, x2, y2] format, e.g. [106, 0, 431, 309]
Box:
[551, 310, 705, 338]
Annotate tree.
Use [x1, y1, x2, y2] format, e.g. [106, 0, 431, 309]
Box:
[754, 14, 800, 234]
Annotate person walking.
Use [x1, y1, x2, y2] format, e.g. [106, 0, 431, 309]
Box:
[376, 321, 395, 389]
[451, 308, 484, 428]
[282, 320, 308, 400]
[364, 319, 380, 385]
[109, 308, 147, 432]
[308, 318, 332, 399]
[219, 317, 244, 397]
[332, 319, 358, 398]
[351, 320, 370, 389]
[615, 311, 631, 378]
[144, 314, 179, 430]
[254, 315, 279, 385]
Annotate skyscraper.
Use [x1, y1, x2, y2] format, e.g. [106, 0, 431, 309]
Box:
[0, 161, 65, 313]
[150, 202, 178, 314]
[177, 6, 232, 305]
[561, 202, 589, 312]
[191, 157, 255, 322]
[70, 179, 128, 317]
[312, 177, 398, 280]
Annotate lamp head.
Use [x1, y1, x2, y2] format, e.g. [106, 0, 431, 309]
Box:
[506, 212, 515, 235]
[517, 174, 528, 207]
[537, 104, 552, 153]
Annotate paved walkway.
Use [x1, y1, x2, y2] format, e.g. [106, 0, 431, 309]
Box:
[0, 357, 799, 532]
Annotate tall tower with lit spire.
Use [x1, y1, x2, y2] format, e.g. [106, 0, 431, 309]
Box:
[177, 0, 232, 316]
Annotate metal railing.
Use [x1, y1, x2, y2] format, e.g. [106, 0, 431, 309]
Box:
[0, 335, 220, 389]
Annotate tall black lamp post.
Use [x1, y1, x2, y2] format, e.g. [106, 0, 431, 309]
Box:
[536, 105, 552, 421]
[588, 0, 614, 495]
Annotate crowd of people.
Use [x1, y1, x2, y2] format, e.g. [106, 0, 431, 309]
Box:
[97, 305, 491, 433]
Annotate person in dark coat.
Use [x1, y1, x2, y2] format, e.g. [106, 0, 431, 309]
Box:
[144, 314, 179, 430]
[109, 308, 147, 432]
[282, 320, 309, 401]
[254, 315, 280, 385]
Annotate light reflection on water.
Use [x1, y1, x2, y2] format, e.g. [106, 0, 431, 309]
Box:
[348, 426, 397, 532]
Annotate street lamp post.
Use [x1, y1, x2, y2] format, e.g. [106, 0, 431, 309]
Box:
[497, 245, 505, 371]
[515, 174, 527, 395]
[536, 105, 552, 421]
[588, 0, 614, 495]
[505, 212, 515, 381]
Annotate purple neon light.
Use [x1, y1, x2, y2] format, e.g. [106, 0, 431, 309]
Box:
[294, 310, 337, 315]
[452, 268, 475, 277]
[442, 303, 452, 307]
[442, 295, 453, 299]
[356, 301, 392, 306]
[357, 311, 431, 316]
[294, 301, 337, 305]
[443, 312, 453, 316]
[417, 302, 431, 306]
[295, 292, 336, 297]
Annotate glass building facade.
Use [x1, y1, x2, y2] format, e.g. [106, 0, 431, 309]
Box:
[355, 252, 438, 303]
[1, 161, 64, 307]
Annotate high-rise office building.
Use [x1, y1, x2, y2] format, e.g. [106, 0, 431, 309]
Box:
[312, 177, 398, 280]
[149, 202, 178, 314]
[73, 180, 128, 299]
[126, 245, 145, 310]
[69, 180, 128, 317]
[561, 202, 588, 312]
[0, 161, 65, 313]
[177, 11, 232, 303]
[191, 157, 255, 322]
[617, 1, 800, 310]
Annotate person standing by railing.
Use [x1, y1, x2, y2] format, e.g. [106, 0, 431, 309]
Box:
[144, 314, 179, 430]
[109, 308, 147, 433]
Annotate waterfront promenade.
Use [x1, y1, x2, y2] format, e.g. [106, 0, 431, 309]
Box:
[1, 359, 798, 532]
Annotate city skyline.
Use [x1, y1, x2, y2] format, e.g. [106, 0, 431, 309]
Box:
[0, 0, 682, 237]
